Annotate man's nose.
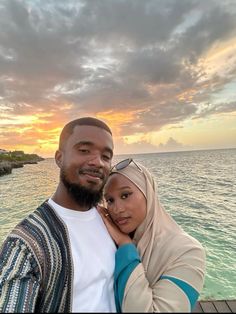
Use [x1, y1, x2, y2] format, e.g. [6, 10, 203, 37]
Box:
[87, 154, 104, 167]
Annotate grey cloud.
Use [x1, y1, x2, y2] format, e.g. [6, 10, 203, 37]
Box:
[0, 0, 236, 131]
[120, 49, 181, 84]
[57, 70, 151, 114]
[0, 1, 88, 88]
[118, 101, 197, 136]
[114, 137, 160, 155]
[193, 101, 236, 119]
[176, 4, 236, 61]
[115, 136, 189, 155]
[71, 0, 196, 46]
[157, 137, 189, 152]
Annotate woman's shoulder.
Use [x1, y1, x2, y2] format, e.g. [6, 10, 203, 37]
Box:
[154, 231, 205, 258]
[170, 232, 206, 262]
[179, 231, 204, 249]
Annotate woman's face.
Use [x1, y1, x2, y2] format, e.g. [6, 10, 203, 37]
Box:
[104, 173, 147, 234]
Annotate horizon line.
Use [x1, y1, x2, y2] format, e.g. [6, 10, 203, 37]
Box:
[42, 146, 236, 159]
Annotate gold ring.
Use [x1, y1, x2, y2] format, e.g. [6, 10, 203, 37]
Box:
[105, 213, 109, 217]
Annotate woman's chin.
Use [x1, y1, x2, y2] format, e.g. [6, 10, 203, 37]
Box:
[118, 224, 134, 235]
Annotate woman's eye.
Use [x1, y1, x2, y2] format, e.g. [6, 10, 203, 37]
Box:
[106, 198, 113, 205]
[121, 192, 131, 199]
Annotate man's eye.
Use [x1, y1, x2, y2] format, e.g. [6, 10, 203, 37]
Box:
[102, 154, 111, 161]
[79, 149, 89, 153]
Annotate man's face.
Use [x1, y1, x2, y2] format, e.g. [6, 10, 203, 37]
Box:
[56, 125, 113, 206]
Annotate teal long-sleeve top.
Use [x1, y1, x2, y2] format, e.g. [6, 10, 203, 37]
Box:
[114, 243, 202, 312]
[114, 243, 141, 312]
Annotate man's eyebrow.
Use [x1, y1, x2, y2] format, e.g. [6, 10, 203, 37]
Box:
[75, 141, 113, 157]
[75, 141, 93, 146]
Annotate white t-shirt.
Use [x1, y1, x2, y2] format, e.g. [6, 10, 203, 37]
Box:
[48, 198, 117, 313]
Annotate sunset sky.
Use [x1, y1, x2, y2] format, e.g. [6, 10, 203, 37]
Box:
[0, 0, 236, 157]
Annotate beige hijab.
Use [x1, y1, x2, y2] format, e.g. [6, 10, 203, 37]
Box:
[111, 161, 201, 287]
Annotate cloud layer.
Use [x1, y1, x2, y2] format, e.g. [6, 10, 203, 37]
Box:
[0, 0, 236, 154]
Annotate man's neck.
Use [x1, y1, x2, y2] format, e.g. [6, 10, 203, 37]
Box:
[52, 184, 91, 212]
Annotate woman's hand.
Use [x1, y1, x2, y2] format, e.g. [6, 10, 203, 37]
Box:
[97, 205, 132, 247]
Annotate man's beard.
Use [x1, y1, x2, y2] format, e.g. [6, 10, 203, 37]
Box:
[60, 168, 104, 208]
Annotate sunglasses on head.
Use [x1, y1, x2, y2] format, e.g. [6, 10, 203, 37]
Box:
[111, 158, 143, 172]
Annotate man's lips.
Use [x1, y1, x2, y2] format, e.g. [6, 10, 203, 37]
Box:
[83, 173, 101, 181]
[79, 169, 104, 181]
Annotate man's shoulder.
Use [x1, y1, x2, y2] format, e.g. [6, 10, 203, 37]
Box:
[4, 200, 55, 241]
[1, 201, 60, 251]
[15, 200, 49, 225]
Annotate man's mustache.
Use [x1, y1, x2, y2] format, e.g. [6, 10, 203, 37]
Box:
[78, 168, 104, 179]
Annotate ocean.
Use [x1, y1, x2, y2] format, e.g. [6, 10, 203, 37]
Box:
[0, 148, 235, 300]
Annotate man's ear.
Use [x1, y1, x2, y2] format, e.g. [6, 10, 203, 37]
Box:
[55, 150, 63, 168]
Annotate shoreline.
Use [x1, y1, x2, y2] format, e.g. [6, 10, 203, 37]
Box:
[0, 158, 44, 177]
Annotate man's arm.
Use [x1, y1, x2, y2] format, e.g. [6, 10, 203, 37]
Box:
[0, 237, 41, 313]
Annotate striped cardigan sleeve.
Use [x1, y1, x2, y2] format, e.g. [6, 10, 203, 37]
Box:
[0, 237, 41, 313]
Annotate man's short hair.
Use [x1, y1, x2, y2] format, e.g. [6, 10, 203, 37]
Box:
[59, 117, 112, 149]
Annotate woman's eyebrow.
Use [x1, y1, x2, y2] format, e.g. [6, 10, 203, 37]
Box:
[104, 186, 131, 197]
[119, 186, 132, 190]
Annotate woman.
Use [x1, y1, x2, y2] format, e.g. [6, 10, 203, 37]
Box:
[98, 158, 206, 312]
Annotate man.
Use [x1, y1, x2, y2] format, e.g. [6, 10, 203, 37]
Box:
[0, 117, 116, 312]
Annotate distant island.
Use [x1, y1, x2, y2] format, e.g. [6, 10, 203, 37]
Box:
[0, 149, 45, 177]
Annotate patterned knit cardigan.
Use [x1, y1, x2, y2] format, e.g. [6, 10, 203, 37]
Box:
[0, 201, 73, 313]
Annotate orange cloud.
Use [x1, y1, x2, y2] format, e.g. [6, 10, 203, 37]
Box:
[198, 37, 236, 79]
[96, 109, 146, 136]
[0, 108, 68, 156]
[177, 88, 197, 102]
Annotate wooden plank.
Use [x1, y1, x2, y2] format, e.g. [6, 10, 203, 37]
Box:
[192, 301, 204, 312]
[226, 300, 236, 313]
[195, 300, 236, 313]
[213, 301, 232, 313]
[200, 301, 217, 313]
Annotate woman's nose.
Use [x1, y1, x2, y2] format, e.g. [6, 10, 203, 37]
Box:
[112, 202, 125, 214]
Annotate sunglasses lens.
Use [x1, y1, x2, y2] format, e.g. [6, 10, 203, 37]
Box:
[115, 158, 131, 170]
[111, 158, 142, 173]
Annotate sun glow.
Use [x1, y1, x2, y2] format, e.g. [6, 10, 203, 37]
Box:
[198, 37, 236, 79]
[96, 109, 147, 136]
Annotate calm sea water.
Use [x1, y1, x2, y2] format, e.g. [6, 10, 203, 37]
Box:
[0, 148, 235, 300]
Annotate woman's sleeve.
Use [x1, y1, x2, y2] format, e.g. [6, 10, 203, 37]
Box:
[116, 240, 206, 312]
[0, 237, 41, 313]
[114, 243, 141, 312]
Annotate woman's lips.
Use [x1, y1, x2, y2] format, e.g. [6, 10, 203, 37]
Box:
[115, 217, 130, 225]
